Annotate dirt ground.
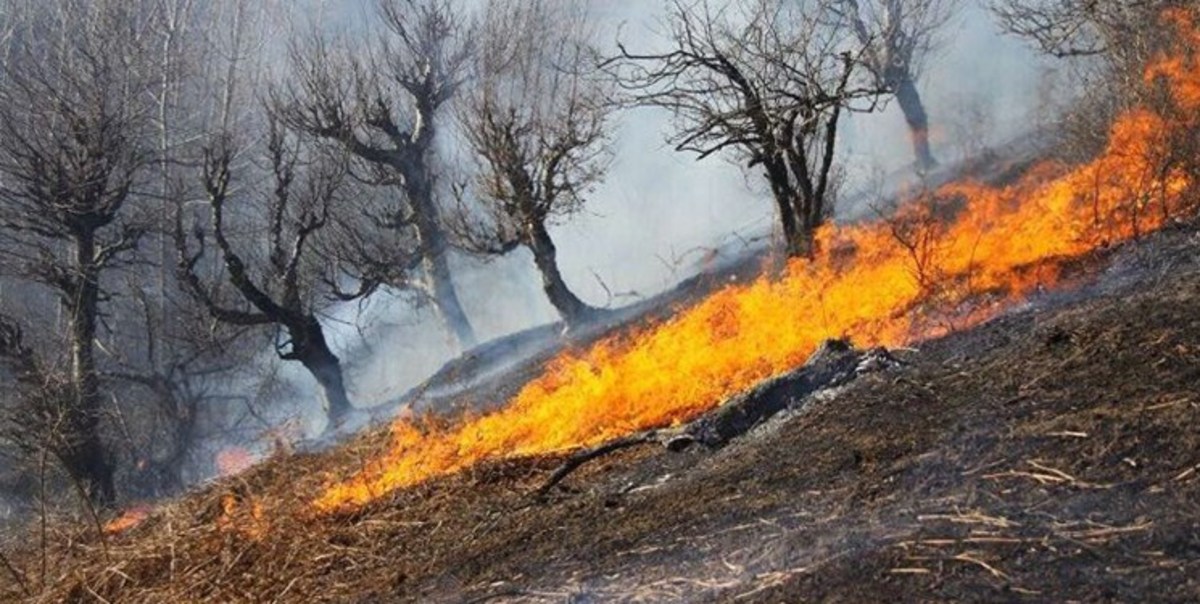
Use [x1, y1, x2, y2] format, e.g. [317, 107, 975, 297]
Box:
[4, 228, 1200, 603]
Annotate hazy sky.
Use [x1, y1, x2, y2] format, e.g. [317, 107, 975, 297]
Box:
[276, 0, 1053, 415]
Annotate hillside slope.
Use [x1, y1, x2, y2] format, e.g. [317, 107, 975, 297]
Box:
[4, 227, 1199, 602]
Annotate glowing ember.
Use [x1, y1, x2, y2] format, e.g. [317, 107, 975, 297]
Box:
[217, 494, 268, 541]
[215, 446, 257, 477]
[103, 505, 152, 535]
[314, 11, 1200, 512]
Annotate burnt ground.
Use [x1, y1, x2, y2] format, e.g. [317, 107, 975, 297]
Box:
[4, 227, 1200, 603]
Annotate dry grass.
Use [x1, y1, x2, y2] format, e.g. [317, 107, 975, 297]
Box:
[3, 230, 1200, 603]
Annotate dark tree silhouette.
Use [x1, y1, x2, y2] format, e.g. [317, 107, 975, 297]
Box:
[175, 116, 398, 429]
[456, 0, 612, 325]
[274, 0, 479, 349]
[609, 0, 881, 257]
[0, 0, 165, 507]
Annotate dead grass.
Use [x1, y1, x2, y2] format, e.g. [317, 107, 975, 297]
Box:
[3, 230, 1200, 603]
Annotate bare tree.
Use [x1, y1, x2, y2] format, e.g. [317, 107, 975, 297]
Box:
[175, 115, 390, 429]
[98, 0, 265, 500]
[273, 0, 480, 349]
[0, 0, 166, 506]
[989, 0, 1173, 66]
[101, 278, 256, 497]
[608, 0, 881, 258]
[827, 0, 958, 173]
[455, 0, 611, 325]
[990, 1, 1195, 178]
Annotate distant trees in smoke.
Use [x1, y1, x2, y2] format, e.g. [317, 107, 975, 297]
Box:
[273, 0, 480, 349]
[454, 0, 612, 325]
[0, 0, 1011, 512]
[991, 0, 1200, 220]
[826, 0, 959, 173]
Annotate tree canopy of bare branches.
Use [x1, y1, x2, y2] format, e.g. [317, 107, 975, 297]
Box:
[990, 1, 1188, 161]
[0, 0, 167, 507]
[175, 112, 390, 429]
[455, 0, 612, 325]
[990, 0, 1176, 64]
[272, 0, 480, 349]
[608, 0, 881, 258]
[827, 0, 958, 172]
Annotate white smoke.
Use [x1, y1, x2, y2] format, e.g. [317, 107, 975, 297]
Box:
[264, 0, 1055, 434]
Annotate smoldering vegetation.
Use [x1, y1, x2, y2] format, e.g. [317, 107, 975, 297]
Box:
[0, 0, 1187, 562]
[2, 0, 1200, 600]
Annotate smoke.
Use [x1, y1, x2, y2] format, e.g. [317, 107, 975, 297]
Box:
[256, 1, 1056, 437]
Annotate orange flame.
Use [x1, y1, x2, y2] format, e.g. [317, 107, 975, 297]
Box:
[103, 505, 152, 535]
[217, 494, 268, 541]
[314, 12, 1200, 512]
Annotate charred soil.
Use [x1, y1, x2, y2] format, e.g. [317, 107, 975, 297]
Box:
[5, 229, 1200, 603]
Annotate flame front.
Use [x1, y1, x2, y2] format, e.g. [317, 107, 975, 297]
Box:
[315, 12, 1200, 512]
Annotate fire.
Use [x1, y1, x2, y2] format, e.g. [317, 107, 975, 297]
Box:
[313, 12, 1200, 512]
[217, 494, 268, 541]
[103, 504, 152, 535]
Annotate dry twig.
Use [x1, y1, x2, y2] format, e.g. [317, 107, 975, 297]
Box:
[951, 552, 1008, 579]
[0, 548, 31, 598]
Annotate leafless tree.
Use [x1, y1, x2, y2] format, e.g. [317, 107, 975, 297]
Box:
[0, 0, 168, 507]
[989, 0, 1181, 120]
[273, 0, 480, 349]
[608, 0, 881, 258]
[455, 0, 611, 325]
[989, 0, 1174, 65]
[175, 114, 392, 429]
[826, 0, 958, 173]
[101, 277, 256, 497]
[991, 1, 1200, 205]
[90, 0, 269, 500]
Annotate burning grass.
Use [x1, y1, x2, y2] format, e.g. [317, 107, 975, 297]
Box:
[7, 10, 1200, 604]
[8, 199, 1200, 604]
[313, 11, 1200, 512]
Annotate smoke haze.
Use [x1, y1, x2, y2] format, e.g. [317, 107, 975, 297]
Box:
[263, 0, 1052, 435]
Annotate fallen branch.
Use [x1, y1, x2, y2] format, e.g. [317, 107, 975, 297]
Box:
[982, 460, 1111, 489]
[535, 341, 896, 497]
[1174, 464, 1199, 481]
[898, 536, 1029, 547]
[671, 340, 878, 449]
[951, 552, 1008, 579]
[1059, 520, 1153, 542]
[1046, 431, 1089, 438]
[889, 567, 932, 574]
[535, 432, 659, 498]
[917, 510, 1021, 529]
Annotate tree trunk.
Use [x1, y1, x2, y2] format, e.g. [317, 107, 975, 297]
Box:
[528, 220, 594, 325]
[894, 75, 937, 174]
[61, 231, 115, 508]
[290, 315, 353, 427]
[786, 228, 813, 259]
[763, 159, 808, 258]
[425, 246, 477, 349]
[404, 166, 478, 350]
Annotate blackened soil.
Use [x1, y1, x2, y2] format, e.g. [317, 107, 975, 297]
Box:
[10, 230, 1200, 604]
